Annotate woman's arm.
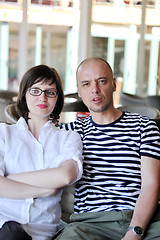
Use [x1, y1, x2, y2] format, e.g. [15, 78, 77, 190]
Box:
[7, 159, 79, 189]
[121, 156, 160, 240]
[0, 175, 58, 199]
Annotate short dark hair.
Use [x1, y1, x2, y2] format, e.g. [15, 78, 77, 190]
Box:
[16, 64, 64, 123]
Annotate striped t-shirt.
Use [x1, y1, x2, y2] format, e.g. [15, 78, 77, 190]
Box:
[61, 112, 160, 214]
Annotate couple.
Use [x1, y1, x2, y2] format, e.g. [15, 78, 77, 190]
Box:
[0, 57, 159, 240]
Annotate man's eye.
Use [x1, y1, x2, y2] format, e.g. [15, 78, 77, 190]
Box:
[99, 79, 107, 84]
[83, 83, 89, 87]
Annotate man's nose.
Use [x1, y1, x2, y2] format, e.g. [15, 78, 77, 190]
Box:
[92, 82, 99, 93]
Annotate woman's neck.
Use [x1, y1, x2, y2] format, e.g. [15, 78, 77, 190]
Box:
[27, 116, 49, 140]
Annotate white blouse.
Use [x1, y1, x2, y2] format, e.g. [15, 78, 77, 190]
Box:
[0, 117, 83, 240]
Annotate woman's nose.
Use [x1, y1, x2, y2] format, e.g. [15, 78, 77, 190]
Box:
[40, 92, 47, 100]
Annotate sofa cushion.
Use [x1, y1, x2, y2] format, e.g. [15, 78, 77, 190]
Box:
[60, 183, 76, 223]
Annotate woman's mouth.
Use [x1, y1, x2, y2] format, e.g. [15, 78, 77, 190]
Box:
[37, 104, 47, 109]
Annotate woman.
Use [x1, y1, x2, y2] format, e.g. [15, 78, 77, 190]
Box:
[0, 65, 83, 240]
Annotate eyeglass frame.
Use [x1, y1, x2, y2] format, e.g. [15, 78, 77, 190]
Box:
[28, 87, 59, 98]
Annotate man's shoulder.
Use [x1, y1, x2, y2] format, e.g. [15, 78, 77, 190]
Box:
[121, 111, 159, 135]
[60, 116, 91, 131]
[121, 111, 155, 125]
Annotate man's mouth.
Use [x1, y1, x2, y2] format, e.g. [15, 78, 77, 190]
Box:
[92, 97, 102, 103]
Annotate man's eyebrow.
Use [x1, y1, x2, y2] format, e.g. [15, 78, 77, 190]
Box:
[79, 77, 108, 83]
[81, 80, 90, 83]
[97, 76, 107, 80]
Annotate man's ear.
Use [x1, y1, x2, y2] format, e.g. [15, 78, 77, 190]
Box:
[78, 90, 81, 98]
[113, 77, 116, 92]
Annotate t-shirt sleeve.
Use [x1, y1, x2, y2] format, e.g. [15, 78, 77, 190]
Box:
[140, 119, 160, 160]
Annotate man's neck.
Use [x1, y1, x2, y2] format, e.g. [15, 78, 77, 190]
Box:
[91, 108, 122, 125]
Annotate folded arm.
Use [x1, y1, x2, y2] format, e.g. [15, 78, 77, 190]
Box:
[122, 156, 160, 240]
[0, 175, 57, 199]
[7, 159, 79, 189]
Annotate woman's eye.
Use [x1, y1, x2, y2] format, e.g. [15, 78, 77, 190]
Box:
[47, 91, 55, 95]
[32, 89, 39, 94]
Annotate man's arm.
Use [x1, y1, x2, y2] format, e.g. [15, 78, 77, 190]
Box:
[122, 156, 160, 240]
[7, 160, 79, 189]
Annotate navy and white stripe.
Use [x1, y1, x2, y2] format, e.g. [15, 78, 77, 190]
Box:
[61, 112, 160, 214]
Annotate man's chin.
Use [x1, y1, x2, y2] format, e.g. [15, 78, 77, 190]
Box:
[90, 103, 112, 113]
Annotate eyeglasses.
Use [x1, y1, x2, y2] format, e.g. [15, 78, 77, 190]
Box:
[28, 88, 58, 98]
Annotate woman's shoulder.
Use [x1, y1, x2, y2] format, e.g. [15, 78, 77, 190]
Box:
[0, 121, 14, 130]
[51, 124, 81, 144]
[0, 122, 17, 141]
[58, 124, 80, 136]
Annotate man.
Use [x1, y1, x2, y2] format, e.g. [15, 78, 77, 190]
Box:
[54, 57, 160, 240]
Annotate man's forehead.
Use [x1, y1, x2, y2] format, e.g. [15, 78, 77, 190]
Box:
[78, 65, 111, 78]
[79, 59, 102, 68]
[78, 59, 111, 73]
[76, 58, 113, 83]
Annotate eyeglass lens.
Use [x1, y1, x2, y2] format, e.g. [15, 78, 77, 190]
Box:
[29, 88, 58, 98]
